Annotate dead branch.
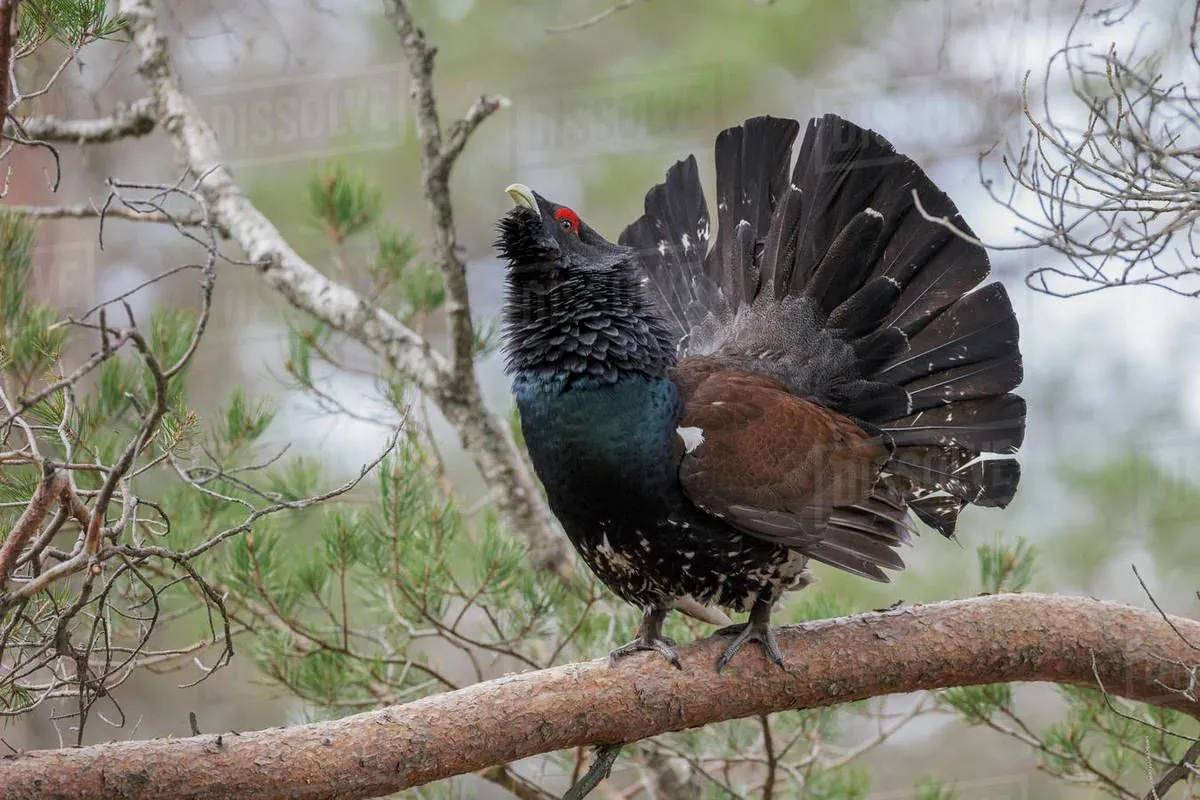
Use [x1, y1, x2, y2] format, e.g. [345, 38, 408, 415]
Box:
[4, 593, 1200, 800]
[0, 462, 65, 587]
[5, 202, 208, 227]
[8, 98, 157, 144]
[115, 0, 572, 576]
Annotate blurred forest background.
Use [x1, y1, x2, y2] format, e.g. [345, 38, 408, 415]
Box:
[4, 0, 1200, 797]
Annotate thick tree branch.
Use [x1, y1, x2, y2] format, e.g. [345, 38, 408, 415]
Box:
[5, 594, 1199, 799]
[115, 0, 571, 575]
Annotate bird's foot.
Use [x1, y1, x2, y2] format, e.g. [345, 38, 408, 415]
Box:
[608, 634, 680, 669]
[713, 619, 784, 673]
[609, 607, 680, 668]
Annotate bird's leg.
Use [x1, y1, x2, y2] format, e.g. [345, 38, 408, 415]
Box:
[608, 606, 681, 669]
[713, 595, 784, 673]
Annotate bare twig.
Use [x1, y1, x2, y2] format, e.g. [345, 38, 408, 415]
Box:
[545, 0, 645, 34]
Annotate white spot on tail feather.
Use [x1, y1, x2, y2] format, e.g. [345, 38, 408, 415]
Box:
[676, 426, 705, 453]
[681, 233, 693, 253]
[865, 207, 884, 220]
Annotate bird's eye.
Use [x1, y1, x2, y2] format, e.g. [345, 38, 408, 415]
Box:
[554, 207, 581, 236]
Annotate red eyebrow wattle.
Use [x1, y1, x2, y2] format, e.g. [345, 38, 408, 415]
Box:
[554, 207, 580, 234]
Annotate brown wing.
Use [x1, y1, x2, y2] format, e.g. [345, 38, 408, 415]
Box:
[674, 357, 912, 581]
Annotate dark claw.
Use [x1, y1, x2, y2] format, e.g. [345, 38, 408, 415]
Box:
[609, 635, 681, 669]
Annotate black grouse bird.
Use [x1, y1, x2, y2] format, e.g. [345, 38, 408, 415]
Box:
[497, 114, 1024, 671]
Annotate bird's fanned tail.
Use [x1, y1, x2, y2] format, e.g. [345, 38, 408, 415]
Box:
[621, 113, 1025, 574]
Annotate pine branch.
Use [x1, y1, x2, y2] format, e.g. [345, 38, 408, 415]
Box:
[5, 594, 1200, 799]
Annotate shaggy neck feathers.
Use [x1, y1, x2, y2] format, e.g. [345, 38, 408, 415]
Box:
[503, 268, 676, 386]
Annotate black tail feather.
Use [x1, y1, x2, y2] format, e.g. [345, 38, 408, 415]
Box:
[876, 282, 1019, 386]
[885, 394, 1026, 453]
[786, 119, 898, 296]
[888, 446, 1022, 508]
[807, 208, 887, 314]
[853, 328, 910, 377]
[909, 495, 963, 538]
[882, 235, 991, 336]
[829, 379, 910, 422]
[904, 354, 1023, 413]
[706, 117, 800, 306]
[760, 185, 804, 298]
[618, 154, 718, 346]
[827, 276, 903, 337]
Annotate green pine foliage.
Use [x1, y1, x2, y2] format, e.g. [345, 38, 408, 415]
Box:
[17, 0, 123, 52]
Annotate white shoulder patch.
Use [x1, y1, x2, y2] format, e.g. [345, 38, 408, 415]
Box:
[676, 426, 705, 454]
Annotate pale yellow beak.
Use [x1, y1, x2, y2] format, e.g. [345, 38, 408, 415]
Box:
[505, 183, 536, 210]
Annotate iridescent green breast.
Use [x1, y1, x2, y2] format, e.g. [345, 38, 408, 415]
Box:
[513, 373, 681, 521]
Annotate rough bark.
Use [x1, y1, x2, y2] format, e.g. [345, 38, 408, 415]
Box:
[4, 594, 1198, 799]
